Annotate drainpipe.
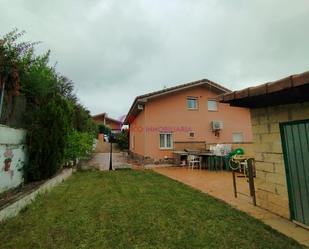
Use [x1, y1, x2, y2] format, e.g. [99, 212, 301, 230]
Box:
[0, 80, 5, 119]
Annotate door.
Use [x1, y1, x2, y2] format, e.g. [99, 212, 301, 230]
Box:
[280, 119, 309, 227]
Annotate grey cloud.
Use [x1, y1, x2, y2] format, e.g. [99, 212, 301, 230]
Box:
[1, 0, 308, 118]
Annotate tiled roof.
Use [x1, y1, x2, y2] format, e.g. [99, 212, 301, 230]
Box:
[92, 113, 122, 124]
[124, 78, 231, 124]
[92, 112, 106, 118]
[136, 78, 231, 100]
[218, 71, 309, 108]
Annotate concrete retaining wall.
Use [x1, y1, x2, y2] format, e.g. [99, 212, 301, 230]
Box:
[0, 168, 73, 223]
[0, 125, 27, 193]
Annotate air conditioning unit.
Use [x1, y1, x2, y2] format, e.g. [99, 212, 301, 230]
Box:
[212, 120, 223, 130]
[137, 104, 144, 110]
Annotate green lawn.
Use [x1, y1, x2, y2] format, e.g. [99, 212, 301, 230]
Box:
[0, 170, 304, 249]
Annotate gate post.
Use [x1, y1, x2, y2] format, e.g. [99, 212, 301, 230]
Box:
[247, 158, 256, 206]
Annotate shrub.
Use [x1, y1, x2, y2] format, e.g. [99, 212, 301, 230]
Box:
[115, 129, 129, 151]
[64, 130, 95, 163]
[24, 95, 73, 181]
[98, 124, 111, 134]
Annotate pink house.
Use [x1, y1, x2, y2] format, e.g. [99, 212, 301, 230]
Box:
[124, 79, 252, 164]
[92, 112, 122, 130]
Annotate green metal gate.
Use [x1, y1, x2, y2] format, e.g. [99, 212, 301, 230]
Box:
[280, 119, 309, 227]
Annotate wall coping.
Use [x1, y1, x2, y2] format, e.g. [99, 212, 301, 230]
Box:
[0, 125, 27, 145]
[0, 168, 73, 223]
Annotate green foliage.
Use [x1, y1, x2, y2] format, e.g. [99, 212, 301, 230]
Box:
[74, 104, 97, 134]
[19, 50, 57, 102]
[98, 124, 111, 134]
[1, 29, 97, 182]
[24, 95, 73, 181]
[64, 130, 94, 162]
[0, 29, 29, 92]
[115, 129, 129, 151]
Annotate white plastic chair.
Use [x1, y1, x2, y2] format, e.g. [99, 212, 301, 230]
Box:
[188, 155, 202, 169]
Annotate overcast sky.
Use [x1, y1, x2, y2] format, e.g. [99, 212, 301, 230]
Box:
[1, 0, 308, 119]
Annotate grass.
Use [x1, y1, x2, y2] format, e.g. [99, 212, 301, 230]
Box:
[0, 170, 304, 249]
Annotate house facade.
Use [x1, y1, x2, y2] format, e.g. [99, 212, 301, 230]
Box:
[125, 79, 252, 163]
[92, 112, 122, 130]
[219, 71, 309, 227]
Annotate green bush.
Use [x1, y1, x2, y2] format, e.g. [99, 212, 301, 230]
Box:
[24, 95, 73, 181]
[115, 129, 129, 151]
[64, 130, 94, 163]
[98, 124, 111, 134]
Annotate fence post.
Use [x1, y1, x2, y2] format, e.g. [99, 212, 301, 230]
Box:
[247, 158, 256, 206]
[232, 170, 237, 198]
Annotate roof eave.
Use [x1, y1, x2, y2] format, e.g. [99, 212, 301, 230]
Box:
[218, 71, 309, 108]
[92, 112, 106, 119]
[123, 98, 146, 124]
[125, 79, 231, 124]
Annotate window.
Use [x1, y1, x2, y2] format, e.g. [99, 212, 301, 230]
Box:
[233, 132, 244, 143]
[188, 131, 195, 138]
[187, 97, 198, 109]
[208, 100, 218, 111]
[160, 133, 173, 149]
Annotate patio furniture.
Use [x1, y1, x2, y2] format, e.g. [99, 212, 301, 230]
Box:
[173, 151, 189, 166]
[188, 155, 202, 169]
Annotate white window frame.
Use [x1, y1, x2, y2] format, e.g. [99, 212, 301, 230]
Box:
[187, 97, 198, 110]
[232, 132, 244, 143]
[159, 132, 173, 149]
[208, 100, 218, 112]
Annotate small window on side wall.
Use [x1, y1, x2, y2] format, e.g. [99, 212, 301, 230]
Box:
[188, 131, 195, 138]
[187, 97, 198, 109]
[208, 100, 218, 111]
[233, 132, 244, 143]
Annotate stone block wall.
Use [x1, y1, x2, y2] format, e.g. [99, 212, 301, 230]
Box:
[251, 101, 309, 218]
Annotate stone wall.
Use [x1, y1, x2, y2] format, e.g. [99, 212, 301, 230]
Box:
[0, 125, 27, 193]
[129, 151, 174, 165]
[251, 101, 309, 218]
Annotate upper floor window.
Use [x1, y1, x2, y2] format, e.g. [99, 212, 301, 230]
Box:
[187, 97, 198, 109]
[208, 100, 218, 111]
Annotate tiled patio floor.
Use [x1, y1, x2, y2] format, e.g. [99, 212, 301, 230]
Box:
[153, 167, 309, 247]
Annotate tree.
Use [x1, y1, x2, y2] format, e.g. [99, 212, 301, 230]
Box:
[1, 29, 97, 182]
[98, 124, 111, 134]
